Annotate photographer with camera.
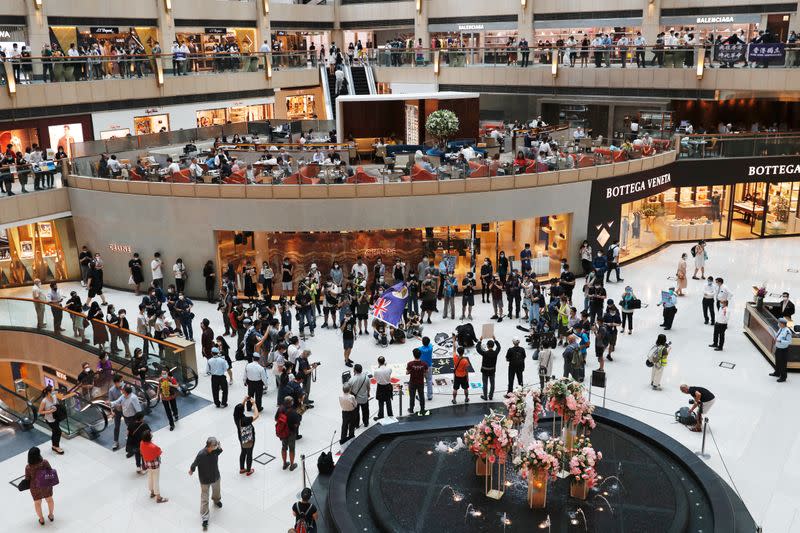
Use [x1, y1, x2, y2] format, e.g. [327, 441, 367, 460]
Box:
[295, 281, 316, 340]
[647, 334, 671, 390]
[321, 279, 340, 329]
[295, 349, 320, 407]
[680, 383, 714, 432]
[460, 272, 476, 320]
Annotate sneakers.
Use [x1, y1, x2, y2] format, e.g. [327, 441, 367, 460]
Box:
[283, 462, 289, 470]
[214, 501, 222, 508]
[203, 520, 208, 531]
[112, 442, 119, 451]
[289, 463, 298, 471]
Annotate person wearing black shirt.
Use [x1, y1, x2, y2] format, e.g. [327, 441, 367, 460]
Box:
[129, 253, 144, 295]
[295, 284, 315, 340]
[559, 266, 576, 304]
[476, 336, 501, 400]
[505, 271, 522, 319]
[461, 273, 476, 320]
[602, 301, 622, 360]
[275, 397, 302, 470]
[588, 279, 606, 324]
[292, 488, 318, 533]
[505, 337, 526, 393]
[497, 251, 509, 285]
[593, 317, 610, 371]
[78, 246, 92, 287]
[340, 311, 356, 367]
[281, 258, 294, 295]
[680, 384, 715, 431]
[480, 258, 493, 303]
[405, 273, 419, 317]
[203, 260, 216, 304]
[65, 291, 85, 340]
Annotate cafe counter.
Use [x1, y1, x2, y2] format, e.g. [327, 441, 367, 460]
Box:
[743, 302, 800, 371]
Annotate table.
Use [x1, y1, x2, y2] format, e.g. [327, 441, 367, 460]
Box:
[733, 202, 765, 219]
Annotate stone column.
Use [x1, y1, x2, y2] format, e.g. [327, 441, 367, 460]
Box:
[157, 0, 176, 57]
[518, 0, 534, 46]
[26, 0, 48, 78]
[641, 0, 661, 46]
[415, 0, 429, 49]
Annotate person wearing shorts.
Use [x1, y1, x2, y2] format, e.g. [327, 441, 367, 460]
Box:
[281, 257, 294, 295]
[451, 334, 471, 404]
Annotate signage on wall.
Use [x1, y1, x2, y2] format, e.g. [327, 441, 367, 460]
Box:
[205, 27, 227, 35]
[696, 16, 735, 24]
[144, 108, 160, 114]
[0, 30, 10, 39]
[457, 24, 485, 31]
[91, 27, 119, 35]
[748, 163, 800, 177]
[108, 243, 133, 253]
[604, 172, 671, 199]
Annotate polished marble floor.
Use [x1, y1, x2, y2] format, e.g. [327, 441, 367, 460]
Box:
[2, 237, 800, 532]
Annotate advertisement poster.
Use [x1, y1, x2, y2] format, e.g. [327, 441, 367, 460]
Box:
[20, 240, 33, 259]
[48, 123, 84, 159]
[100, 128, 130, 140]
[37, 222, 53, 238]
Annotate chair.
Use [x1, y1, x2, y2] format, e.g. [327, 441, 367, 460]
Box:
[129, 169, 145, 181]
[300, 164, 320, 180]
[612, 150, 628, 163]
[223, 171, 247, 184]
[282, 172, 319, 185]
[169, 170, 192, 183]
[468, 164, 489, 178]
[402, 164, 437, 182]
[347, 167, 377, 184]
[576, 154, 596, 168]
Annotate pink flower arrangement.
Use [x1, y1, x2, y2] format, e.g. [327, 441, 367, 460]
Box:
[503, 387, 543, 427]
[512, 437, 565, 480]
[463, 412, 518, 463]
[568, 436, 602, 488]
[544, 378, 596, 429]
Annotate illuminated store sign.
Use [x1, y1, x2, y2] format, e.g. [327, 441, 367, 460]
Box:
[604, 173, 671, 199]
[748, 164, 800, 177]
[695, 16, 735, 24]
[108, 243, 133, 253]
[457, 24, 485, 31]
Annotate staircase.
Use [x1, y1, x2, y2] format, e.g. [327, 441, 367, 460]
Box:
[350, 65, 371, 95]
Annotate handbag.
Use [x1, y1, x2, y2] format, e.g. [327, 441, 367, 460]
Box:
[128, 275, 135, 286]
[17, 478, 30, 491]
[35, 467, 59, 488]
[53, 403, 67, 422]
[629, 298, 642, 310]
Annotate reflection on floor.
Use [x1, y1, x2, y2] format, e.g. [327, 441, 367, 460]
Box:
[0, 424, 49, 462]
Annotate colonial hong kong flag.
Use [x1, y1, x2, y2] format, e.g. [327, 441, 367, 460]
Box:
[371, 282, 409, 328]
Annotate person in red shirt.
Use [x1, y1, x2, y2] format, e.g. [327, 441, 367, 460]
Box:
[140, 430, 168, 503]
[406, 348, 429, 414]
[451, 333, 471, 404]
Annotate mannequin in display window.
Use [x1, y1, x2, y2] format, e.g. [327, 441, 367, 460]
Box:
[620, 215, 630, 249]
[631, 211, 641, 240]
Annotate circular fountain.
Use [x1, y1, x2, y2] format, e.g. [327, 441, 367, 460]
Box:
[325, 403, 755, 533]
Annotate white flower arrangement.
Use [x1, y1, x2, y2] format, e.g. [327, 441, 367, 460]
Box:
[425, 109, 460, 145]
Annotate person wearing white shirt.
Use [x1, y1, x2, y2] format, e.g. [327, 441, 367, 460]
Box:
[460, 145, 476, 160]
[151, 253, 164, 288]
[617, 36, 630, 68]
[47, 282, 65, 333]
[351, 258, 368, 280]
[373, 356, 393, 420]
[710, 299, 729, 351]
[107, 155, 123, 176]
[634, 32, 647, 68]
[244, 360, 268, 411]
[287, 337, 302, 368]
[32, 279, 48, 329]
[166, 157, 181, 175]
[566, 36, 577, 67]
[538, 142, 551, 156]
[339, 384, 358, 444]
[312, 150, 325, 164]
[714, 278, 731, 310]
[188, 158, 203, 180]
[701, 276, 716, 325]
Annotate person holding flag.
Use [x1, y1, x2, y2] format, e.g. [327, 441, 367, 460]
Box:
[371, 282, 410, 334]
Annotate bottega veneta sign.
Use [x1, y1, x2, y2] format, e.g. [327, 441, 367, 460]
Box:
[604, 172, 671, 199]
[748, 164, 800, 176]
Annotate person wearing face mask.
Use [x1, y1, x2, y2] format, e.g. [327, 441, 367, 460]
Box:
[701, 276, 716, 325]
[85, 256, 108, 308]
[619, 286, 637, 334]
[497, 251, 509, 285]
[769, 292, 795, 320]
[173, 258, 187, 294]
[39, 385, 64, 454]
[461, 272, 476, 320]
[281, 257, 294, 296]
[77, 361, 96, 399]
[174, 292, 195, 341]
[159, 368, 180, 430]
[714, 277, 731, 311]
[480, 258, 493, 304]
[658, 287, 678, 330]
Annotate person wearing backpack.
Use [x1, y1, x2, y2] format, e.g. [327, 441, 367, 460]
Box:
[23, 446, 57, 525]
[275, 396, 302, 471]
[234, 396, 259, 476]
[605, 240, 623, 283]
[292, 487, 318, 533]
[159, 368, 180, 430]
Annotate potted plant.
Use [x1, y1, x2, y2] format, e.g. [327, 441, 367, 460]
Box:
[568, 436, 602, 500]
[513, 438, 565, 508]
[463, 412, 518, 476]
[425, 109, 460, 150]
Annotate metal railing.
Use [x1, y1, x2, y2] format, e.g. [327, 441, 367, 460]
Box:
[678, 133, 800, 159]
[0, 297, 198, 396]
[0, 382, 37, 429]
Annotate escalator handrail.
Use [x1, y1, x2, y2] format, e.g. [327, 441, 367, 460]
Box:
[0, 296, 184, 352]
[0, 381, 38, 424]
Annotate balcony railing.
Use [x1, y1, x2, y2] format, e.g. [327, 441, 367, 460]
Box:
[0, 51, 313, 85]
[678, 133, 800, 159]
[365, 44, 800, 69]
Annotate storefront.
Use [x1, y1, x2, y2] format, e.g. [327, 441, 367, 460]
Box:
[175, 25, 258, 72]
[532, 11, 643, 49]
[659, 14, 764, 41]
[196, 103, 274, 128]
[49, 25, 159, 54]
[0, 24, 29, 52]
[0, 115, 93, 159]
[429, 20, 518, 66]
[0, 217, 79, 289]
[587, 156, 800, 263]
[216, 213, 572, 292]
[134, 112, 170, 135]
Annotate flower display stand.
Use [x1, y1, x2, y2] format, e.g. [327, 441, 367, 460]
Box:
[476, 456, 489, 476]
[485, 454, 507, 500]
[527, 468, 548, 508]
[570, 479, 589, 500]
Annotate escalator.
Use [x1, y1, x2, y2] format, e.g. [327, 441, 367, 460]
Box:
[0, 382, 36, 429]
[324, 67, 339, 119]
[350, 65, 371, 95]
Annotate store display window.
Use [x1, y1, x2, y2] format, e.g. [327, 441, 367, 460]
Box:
[0, 127, 39, 155]
[215, 213, 572, 291]
[0, 218, 79, 289]
[134, 114, 170, 135]
[286, 95, 317, 119]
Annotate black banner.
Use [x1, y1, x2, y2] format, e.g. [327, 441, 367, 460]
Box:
[204, 27, 227, 35]
[715, 42, 745, 63]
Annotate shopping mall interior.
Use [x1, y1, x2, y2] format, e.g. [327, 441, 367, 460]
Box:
[4, 1, 800, 532]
